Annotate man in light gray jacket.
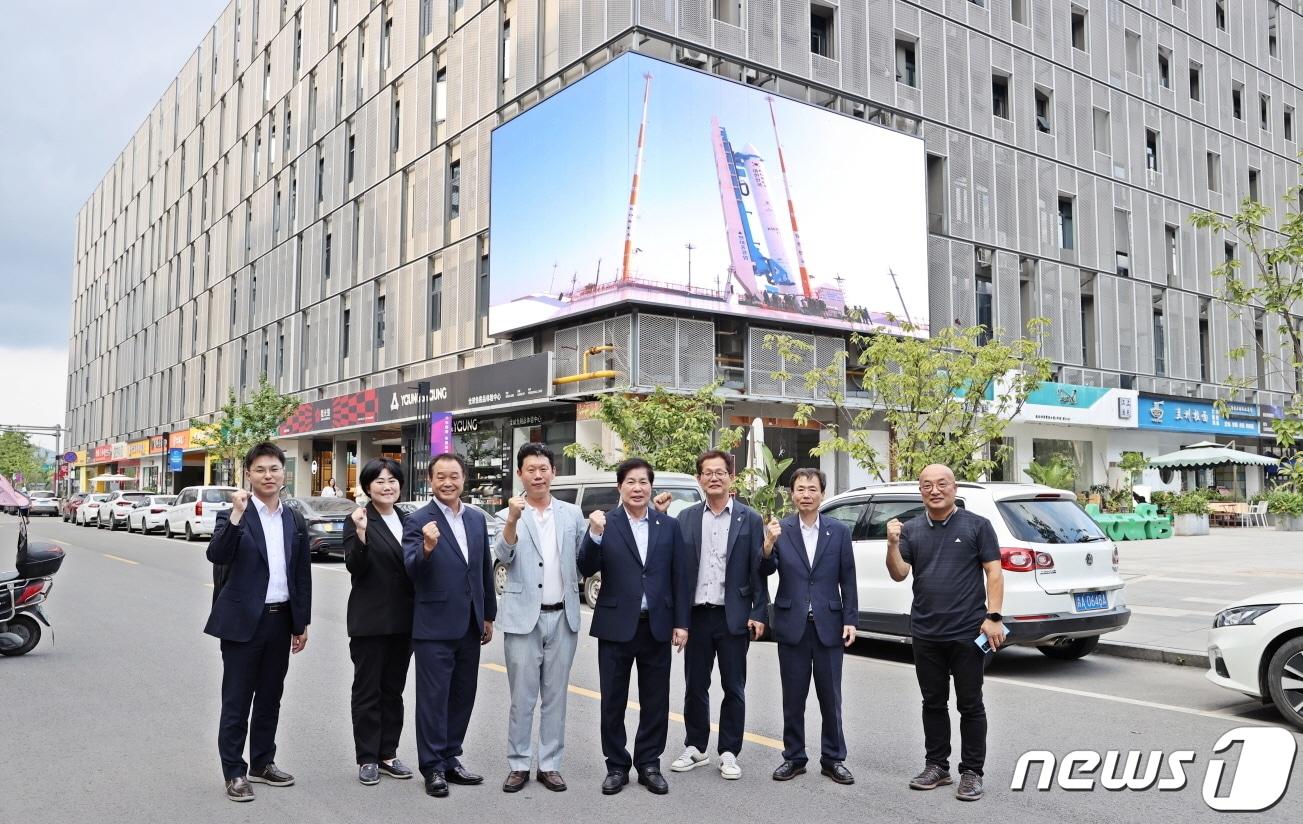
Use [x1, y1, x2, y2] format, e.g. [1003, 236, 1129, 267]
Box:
[493, 442, 586, 794]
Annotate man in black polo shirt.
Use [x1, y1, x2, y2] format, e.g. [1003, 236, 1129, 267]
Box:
[885, 463, 1003, 802]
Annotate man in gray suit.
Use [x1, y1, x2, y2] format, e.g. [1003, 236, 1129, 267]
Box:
[493, 443, 586, 794]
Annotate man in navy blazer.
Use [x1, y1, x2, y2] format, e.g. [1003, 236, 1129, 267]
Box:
[402, 453, 497, 799]
[663, 450, 768, 781]
[760, 468, 857, 786]
[204, 442, 311, 803]
[577, 458, 691, 796]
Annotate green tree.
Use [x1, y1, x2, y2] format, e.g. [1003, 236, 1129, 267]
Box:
[191, 375, 301, 484]
[563, 383, 742, 474]
[1191, 196, 1303, 456]
[767, 320, 1053, 482]
[0, 430, 44, 486]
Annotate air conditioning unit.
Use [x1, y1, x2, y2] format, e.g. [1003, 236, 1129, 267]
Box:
[680, 49, 709, 68]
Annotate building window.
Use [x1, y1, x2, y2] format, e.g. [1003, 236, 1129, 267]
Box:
[1058, 197, 1075, 250]
[324, 230, 333, 279]
[1286, 106, 1295, 141]
[1115, 209, 1131, 277]
[449, 159, 461, 219]
[477, 253, 490, 318]
[991, 73, 1010, 119]
[1145, 129, 1159, 173]
[975, 248, 994, 346]
[926, 154, 946, 234]
[263, 50, 272, 105]
[293, 14, 302, 74]
[347, 132, 356, 183]
[1249, 168, 1260, 202]
[289, 173, 298, 228]
[502, 20, 513, 81]
[1215, 0, 1226, 31]
[277, 326, 285, 375]
[1207, 151, 1221, 192]
[713, 0, 742, 25]
[810, 4, 835, 58]
[1070, 7, 1086, 51]
[1157, 48, 1170, 88]
[330, 0, 339, 33]
[382, 18, 393, 69]
[1125, 30, 1140, 75]
[1261, 94, 1271, 131]
[1011, 0, 1027, 25]
[376, 294, 386, 349]
[1153, 296, 1167, 376]
[342, 308, 351, 358]
[1189, 62, 1202, 101]
[317, 157, 325, 203]
[430, 272, 443, 331]
[1165, 224, 1179, 285]
[392, 99, 401, 154]
[895, 38, 917, 87]
[435, 67, 447, 123]
[337, 49, 346, 110]
[1093, 107, 1109, 153]
[1034, 87, 1052, 133]
[1080, 276, 1097, 368]
[1232, 82, 1243, 119]
[1268, 0, 1280, 57]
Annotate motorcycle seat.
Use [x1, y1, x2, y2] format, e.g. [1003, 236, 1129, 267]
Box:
[0, 570, 20, 583]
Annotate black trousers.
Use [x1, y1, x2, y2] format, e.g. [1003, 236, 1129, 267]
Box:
[683, 605, 750, 756]
[413, 617, 482, 777]
[777, 617, 846, 766]
[350, 633, 413, 764]
[218, 608, 291, 780]
[597, 615, 671, 773]
[912, 636, 988, 776]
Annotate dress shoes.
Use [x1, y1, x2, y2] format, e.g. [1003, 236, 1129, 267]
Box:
[445, 764, 484, 785]
[248, 762, 295, 787]
[601, 770, 630, 795]
[424, 771, 449, 798]
[536, 770, 567, 792]
[502, 770, 530, 793]
[225, 776, 255, 802]
[772, 760, 807, 781]
[637, 767, 669, 795]
[378, 758, 414, 779]
[821, 762, 855, 785]
[358, 763, 380, 785]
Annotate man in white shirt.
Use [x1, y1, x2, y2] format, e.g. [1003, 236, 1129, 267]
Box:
[493, 443, 587, 794]
[204, 443, 312, 803]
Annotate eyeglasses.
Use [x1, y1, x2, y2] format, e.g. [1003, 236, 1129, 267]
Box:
[919, 481, 952, 492]
[699, 471, 732, 479]
[248, 467, 284, 477]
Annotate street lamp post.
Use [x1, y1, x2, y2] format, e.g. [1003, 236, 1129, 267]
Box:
[685, 242, 696, 290]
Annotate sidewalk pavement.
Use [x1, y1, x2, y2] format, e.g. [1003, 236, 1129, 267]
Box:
[1099, 527, 1303, 667]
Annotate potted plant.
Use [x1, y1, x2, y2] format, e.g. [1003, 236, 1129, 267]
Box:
[1087, 483, 1110, 507]
[1267, 488, 1303, 531]
[1024, 456, 1077, 491]
[737, 443, 794, 526]
[1170, 489, 1211, 536]
[1151, 490, 1176, 516]
[1104, 487, 1134, 514]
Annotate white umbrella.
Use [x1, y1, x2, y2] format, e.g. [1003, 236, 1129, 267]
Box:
[88, 474, 138, 484]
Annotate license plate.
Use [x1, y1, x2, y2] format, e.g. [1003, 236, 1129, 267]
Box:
[1074, 591, 1109, 612]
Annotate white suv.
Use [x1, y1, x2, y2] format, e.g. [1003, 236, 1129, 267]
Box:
[809, 482, 1131, 660]
[164, 486, 237, 541]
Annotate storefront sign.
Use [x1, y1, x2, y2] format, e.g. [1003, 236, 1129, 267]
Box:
[279, 354, 553, 436]
[168, 449, 184, 472]
[111, 442, 129, 460]
[431, 413, 454, 455]
[127, 440, 148, 459]
[1011, 381, 1139, 429]
[92, 444, 113, 463]
[148, 435, 167, 454]
[168, 429, 193, 450]
[1138, 396, 1260, 436]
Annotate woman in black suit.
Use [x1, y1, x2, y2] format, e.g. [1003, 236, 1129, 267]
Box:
[343, 457, 416, 785]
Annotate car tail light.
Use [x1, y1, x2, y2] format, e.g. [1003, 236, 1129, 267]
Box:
[1034, 551, 1055, 570]
[196, 500, 203, 517]
[150, 507, 166, 513]
[1000, 548, 1035, 572]
[17, 581, 47, 604]
[117, 501, 132, 507]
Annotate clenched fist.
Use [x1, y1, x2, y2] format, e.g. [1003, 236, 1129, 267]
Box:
[886, 518, 903, 543]
[652, 491, 673, 513]
[350, 506, 368, 542]
[231, 489, 250, 515]
[588, 509, 607, 537]
[506, 495, 527, 524]
[763, 518, 781, 556]
[422, 521, 441, 556]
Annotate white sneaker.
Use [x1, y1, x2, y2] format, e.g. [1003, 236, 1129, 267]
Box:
[719, 752, 741, 780]
[671, 746, 710, 772]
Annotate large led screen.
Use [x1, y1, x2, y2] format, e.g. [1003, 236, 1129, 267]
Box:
[489, 53, 930, 337]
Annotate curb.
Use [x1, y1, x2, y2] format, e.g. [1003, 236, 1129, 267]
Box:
[1097, 640, 1209, 670]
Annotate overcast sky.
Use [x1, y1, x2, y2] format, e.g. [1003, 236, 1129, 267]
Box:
[0, 1, 227, 448]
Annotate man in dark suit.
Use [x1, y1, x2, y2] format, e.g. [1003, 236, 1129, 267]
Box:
[402, 453, 497, 799]
[577, 457, 691, 796]
[204, 442, 312, 803]
[761, 468, 857, 786]
[664, 450, 767, 781]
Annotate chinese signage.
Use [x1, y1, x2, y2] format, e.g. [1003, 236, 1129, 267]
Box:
[279, 354, 553, 436]
[430, 413, 453, 456]
[1138, 396, 1260, 436]
[1008, 380, 1139, 429]
[111, 442, 128, 460]
[168, 429, 194, 450]
[127, 440, 148, 459]
[148, 435, 167, 454]
[92, 444, 113, 463]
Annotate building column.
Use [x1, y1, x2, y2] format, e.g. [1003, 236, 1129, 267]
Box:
[573, 419, 610, 474]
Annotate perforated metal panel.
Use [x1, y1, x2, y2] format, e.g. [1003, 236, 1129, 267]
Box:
[634, 314, 714, 389]
[553, 315, 632, 395]
[747, 327, 844, 399]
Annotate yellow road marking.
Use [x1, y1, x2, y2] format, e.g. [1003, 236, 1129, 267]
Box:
[102, 553, 138, 566]
[480, 662, 784, 750]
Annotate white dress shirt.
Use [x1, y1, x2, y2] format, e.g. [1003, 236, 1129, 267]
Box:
[254, 496, 290, 604]
[380, 510, 403, 542]
[436, 498, 470, 563]
[529, 498, 564, 605]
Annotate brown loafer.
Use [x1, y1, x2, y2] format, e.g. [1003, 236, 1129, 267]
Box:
[502, 770, 530, 793]
[536, 770, 567, 792]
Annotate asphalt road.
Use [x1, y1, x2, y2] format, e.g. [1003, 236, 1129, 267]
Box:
[2, 513, 1301, 823]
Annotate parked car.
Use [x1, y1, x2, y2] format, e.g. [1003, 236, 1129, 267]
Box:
[1207, 588, 1303, 730]
[75, 493, 112, 526]
[126, 495, 178, 534]
[98, 491, 153, 530]
[164, 486, 238, 540]
[284, 496, 360, 559]
[26, 490, 60, 517]
[805, 481, 1131, 660]
[62, 492, 87, 522]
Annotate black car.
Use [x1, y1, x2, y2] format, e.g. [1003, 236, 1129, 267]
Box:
[283, 496, 359, 559]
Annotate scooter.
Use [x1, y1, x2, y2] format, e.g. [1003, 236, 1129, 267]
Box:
[0, 514, 64, 656]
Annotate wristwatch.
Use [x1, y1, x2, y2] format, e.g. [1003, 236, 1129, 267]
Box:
[986, 612, 1003, 623]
